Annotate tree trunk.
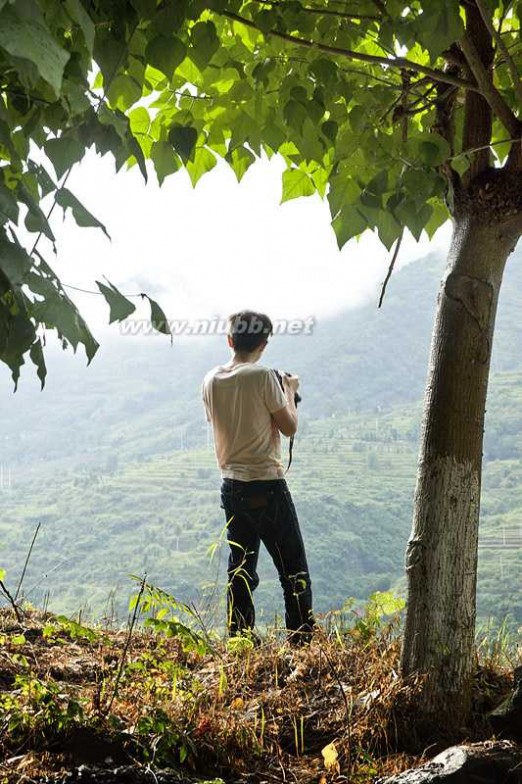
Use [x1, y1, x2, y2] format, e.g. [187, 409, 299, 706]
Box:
[401, 210, 519, 723]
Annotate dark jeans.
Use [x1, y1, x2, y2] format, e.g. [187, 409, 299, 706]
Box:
[220, 477, 314, 640]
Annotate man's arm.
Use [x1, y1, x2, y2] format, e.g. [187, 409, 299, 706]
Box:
[271, 374, 299, 437]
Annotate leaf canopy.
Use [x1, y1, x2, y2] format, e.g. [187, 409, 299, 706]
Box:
[1, 0, 522, 382]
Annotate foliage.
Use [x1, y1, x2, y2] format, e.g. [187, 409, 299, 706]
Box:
[1, 0, 521, 382]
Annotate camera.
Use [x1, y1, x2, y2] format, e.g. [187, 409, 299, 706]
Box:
[273, 369, 301, 406]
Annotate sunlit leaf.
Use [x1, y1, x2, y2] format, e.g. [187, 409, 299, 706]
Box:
[226, 146, 256, 182]
[281, 168, 315, 203]
[186, 146, 217, 186]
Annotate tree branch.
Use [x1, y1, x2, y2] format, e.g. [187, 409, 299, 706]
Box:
[249, 0, 379, 21]
[474, 0, 522, 108]
[459, 31, 521, 137]
[379, 231, 403, 308]
[223, 11, 479, 93]
[0, 579, 23, 624]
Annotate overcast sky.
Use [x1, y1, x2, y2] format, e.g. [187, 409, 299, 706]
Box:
[45, 150, 452, 337]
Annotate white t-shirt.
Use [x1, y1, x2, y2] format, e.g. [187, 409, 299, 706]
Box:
[202, 363, 288, 480]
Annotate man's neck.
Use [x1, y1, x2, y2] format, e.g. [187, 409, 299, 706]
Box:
[228, 351, 259, 366]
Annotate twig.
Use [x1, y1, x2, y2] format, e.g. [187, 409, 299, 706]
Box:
[0, 579, 22, 624]
[448, 135, 522, 161]
[15, 522, 41, 602]
[379, 231, 404, 308]
[104, 573, 146, 715]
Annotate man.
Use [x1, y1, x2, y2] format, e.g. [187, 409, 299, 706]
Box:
[202, 310, 314, 645]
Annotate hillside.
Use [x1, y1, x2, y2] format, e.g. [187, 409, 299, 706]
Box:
[0, 602, 512, 784]
[1, 250, 522, 628]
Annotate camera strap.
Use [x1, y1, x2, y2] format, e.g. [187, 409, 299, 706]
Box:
[284, 434, 295, 474]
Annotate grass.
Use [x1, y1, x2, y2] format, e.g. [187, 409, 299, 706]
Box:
[0, 594, 514, 784]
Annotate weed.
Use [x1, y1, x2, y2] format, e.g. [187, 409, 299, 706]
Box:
[42, 615, 101, 644]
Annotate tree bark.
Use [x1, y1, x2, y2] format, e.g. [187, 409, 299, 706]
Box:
[401, 209, 519, 722]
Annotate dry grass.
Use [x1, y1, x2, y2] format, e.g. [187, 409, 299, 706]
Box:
[0, 606, 512, 784]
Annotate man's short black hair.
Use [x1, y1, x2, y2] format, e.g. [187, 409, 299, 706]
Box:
[228, 310, 273, 353]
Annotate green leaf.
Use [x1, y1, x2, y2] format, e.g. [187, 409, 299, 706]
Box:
[0, 5, 70, 94]
[145, 35, 186, 78]
[309, 57, 339, 84]
[327, 175, 361, 219]
[424, 200, 449, 239]
[226, 146, 256, 183]
[28, 162, 56, 197]
[450, 153, 472, 177]
[321, 120, 338, 143]
[142, 294, 171, 335]
[0, 184, 19, 224]
[131, 0, 157, 17]
[376, 211, 402, 251]
[186, 147, 217, 186]
[150, 141, 180, 185]
[332, 205, 367, 249]
[281, 168, 315, 203]
[128, 107, 150, 137]
[168, 125, 198, 164]
[55, 188, 110, 238]
[407, 203, 433, 241]
[19, 185, 56, 241]
[28, 272, 99, 362]
[96, 280, 136, 323]
[44, 137, 85, 180]
[367, 590, 406, 619]
[252, 58, 276, 86]
[0, 310, 35, 389]
[283, 100, 308, 135]
[190, 21, 219, 71]
[107, 74, 142, 112]
[414, 1, 464, 59]
[65, 0, 95, 54]
[418, 136, 451, 167]
[0, 238, 32, 286]
[29, 338, 47, 389]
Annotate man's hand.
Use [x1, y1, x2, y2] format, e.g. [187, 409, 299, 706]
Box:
[282, 372, 300, 400]
[272, 372, 299, 437]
